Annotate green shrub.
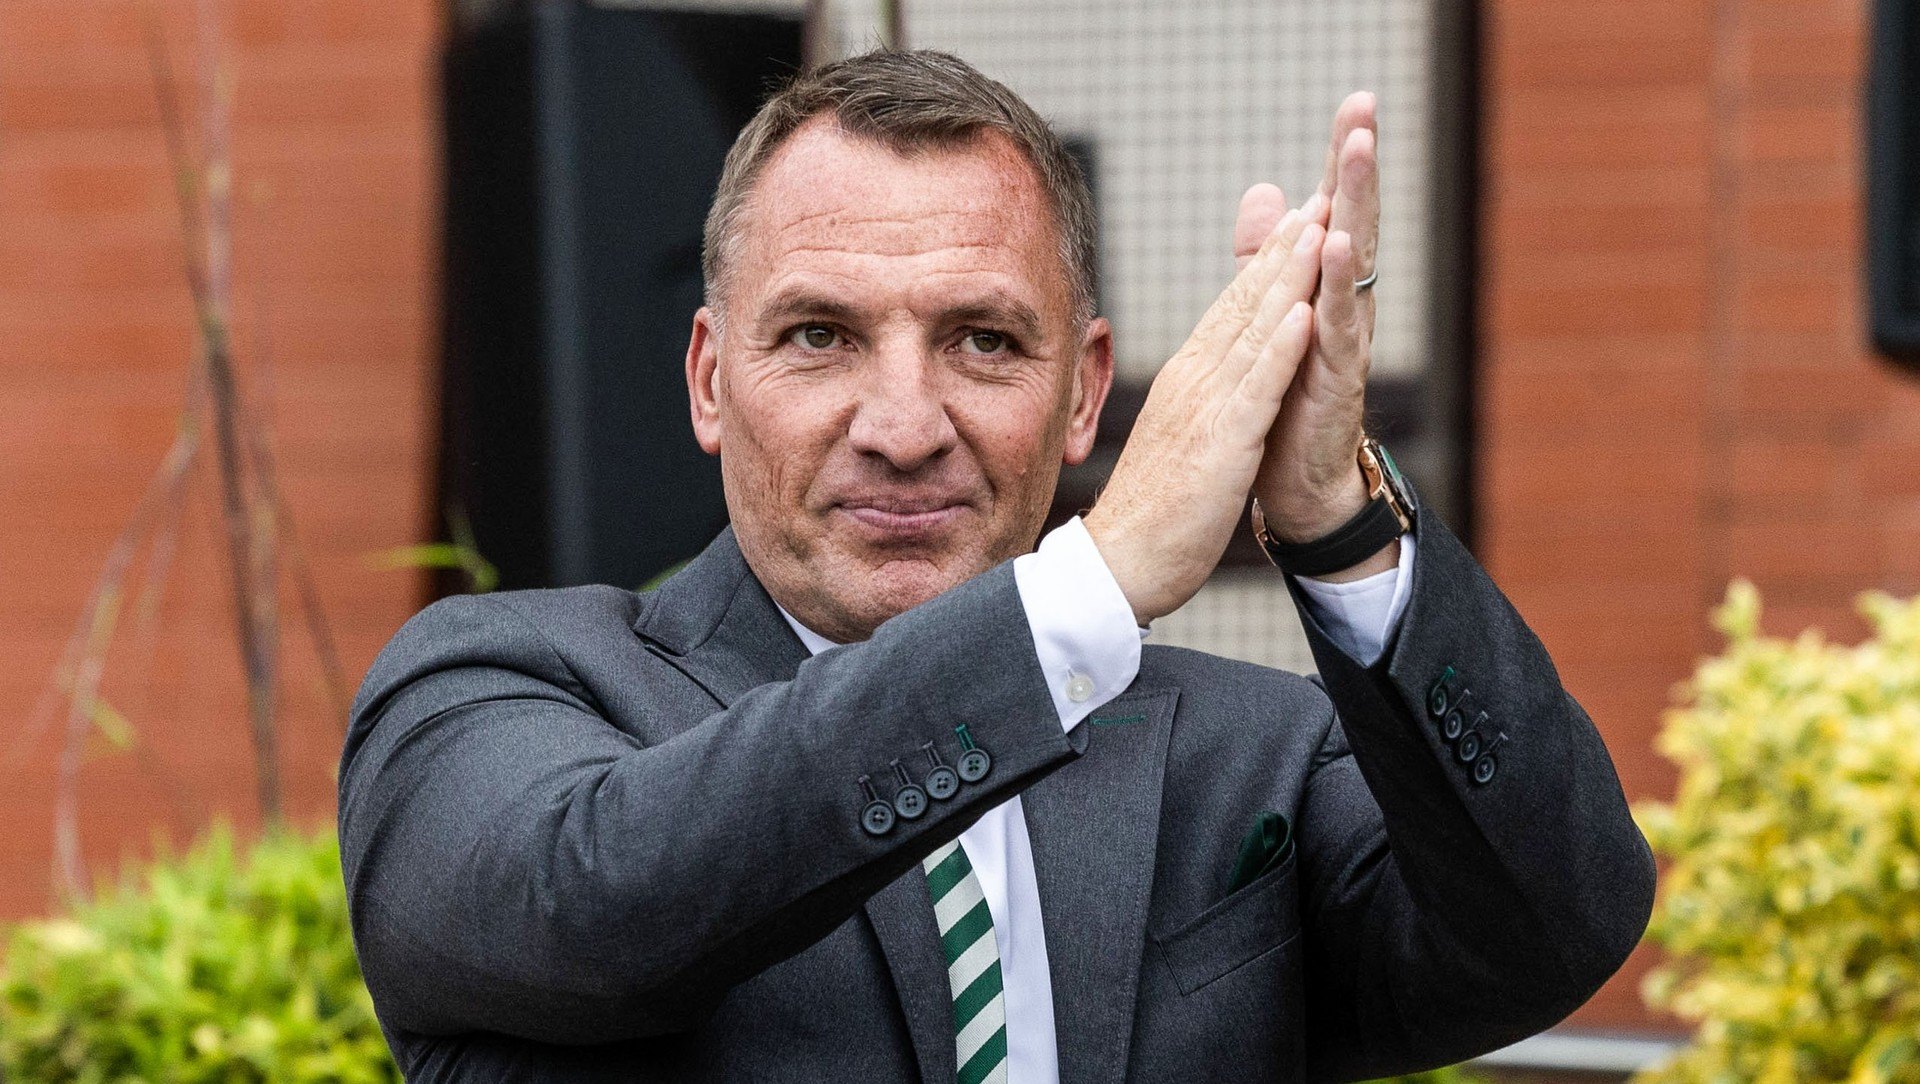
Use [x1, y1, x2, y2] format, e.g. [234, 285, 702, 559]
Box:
[0, 824, 397, 1083]
[1634, 583, 1920, 1084]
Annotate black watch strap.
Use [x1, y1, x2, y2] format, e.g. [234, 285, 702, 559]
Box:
[1257, 496, 1405, 577]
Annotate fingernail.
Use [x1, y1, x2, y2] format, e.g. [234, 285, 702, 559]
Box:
[1294, 223, 1322, 253]
[1283, 301, 1310, 326]
[1270, 209, 1300, 238]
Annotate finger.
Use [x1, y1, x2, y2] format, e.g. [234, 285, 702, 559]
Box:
[1235, 300, 1315, 412]
[1193, 209, 1310, 347]
[1316, 91, 1377, 205]
[1312, 230, 1369, 389]
[1234, 183, 1288, 272]
[1328, 127, 1380, 289]
[1220, 224, 1325, 386]
[1299, 190, 1329, 231]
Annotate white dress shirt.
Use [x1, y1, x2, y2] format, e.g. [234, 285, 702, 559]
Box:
[775, 515, 1416, 1083]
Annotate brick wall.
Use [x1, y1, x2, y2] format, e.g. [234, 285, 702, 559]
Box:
[1482, 0, 1920, 1028]
[0, 1, 438, 914]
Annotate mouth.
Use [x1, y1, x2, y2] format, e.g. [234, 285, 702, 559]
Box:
[834, 498, 969, 541]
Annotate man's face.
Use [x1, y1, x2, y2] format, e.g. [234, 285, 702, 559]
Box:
[686, 118, 1112, 643]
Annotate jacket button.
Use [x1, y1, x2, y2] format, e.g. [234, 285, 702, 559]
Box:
[863, 801, 896, 836]
[1472, 754, 1498, 786]
[858, 774, 895, 836]
[954, 724, 992, 783]
[1455, 730, 1482, 763]
[1427, 667, 1458, 717]
[891, 760, 929, 820]
[958, 748, 992, 783]
[894, 787, 927, 819]
[926, 766, 959, 800]
[921, 742, 959, 800]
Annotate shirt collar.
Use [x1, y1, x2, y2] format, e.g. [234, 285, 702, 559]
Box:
[773, 601, 837, 657]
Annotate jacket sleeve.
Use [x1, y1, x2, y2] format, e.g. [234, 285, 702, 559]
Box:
[1285, 506, 1657, 1083]
[336, 562, 1082, 1045]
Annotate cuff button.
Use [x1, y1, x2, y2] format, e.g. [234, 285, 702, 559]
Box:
[1472, 754, 1498, 786]
[926, 766, 959, 800]
[1427, 667, 1458, 717]
[1066, 673, 1095, 703]
[890, 759, 928, 820]
[954, 724, 993, 783]
[858, 774, 896, 836]
[958, 748, 992, 783]
[1455, 730, 1482, 763]
[894, 787, 927, 819]
[921, 742, 960, 800]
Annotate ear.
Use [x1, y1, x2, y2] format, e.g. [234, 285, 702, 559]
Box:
[687, 306, 723, 456]
[1062, 316, 1113, 467]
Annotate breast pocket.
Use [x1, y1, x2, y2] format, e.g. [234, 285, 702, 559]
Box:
[1149, 850, 1301, 996]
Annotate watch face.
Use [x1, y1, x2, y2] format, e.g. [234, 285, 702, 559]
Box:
[1373, 440, 1419, 515]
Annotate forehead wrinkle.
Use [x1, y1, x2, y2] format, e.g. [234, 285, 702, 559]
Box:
[769, 207, 1023, 262]
[731, 118, 1067, 321]
[778, 206, 978, 231]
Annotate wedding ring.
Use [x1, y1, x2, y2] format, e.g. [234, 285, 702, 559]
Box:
[1353, 268, 1378, 291]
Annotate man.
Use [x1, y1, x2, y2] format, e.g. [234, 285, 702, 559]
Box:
[340, 49, 1654, 1083]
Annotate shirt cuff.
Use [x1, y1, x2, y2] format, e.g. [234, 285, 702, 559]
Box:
[1011, 515, 1144, 732]
[1290, 533, 1417, 667]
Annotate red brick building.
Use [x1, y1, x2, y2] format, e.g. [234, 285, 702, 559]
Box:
[2, 0, 1915, 1041]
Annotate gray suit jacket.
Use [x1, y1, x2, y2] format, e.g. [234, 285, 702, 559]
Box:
[338, 506, 1655, 1083]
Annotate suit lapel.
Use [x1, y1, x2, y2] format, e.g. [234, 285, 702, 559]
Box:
[631, 525, 810, 707]
[633, 525, 952, 1084]
[1023, 688, 1179, 1084]
[865, 872, 960, 1084]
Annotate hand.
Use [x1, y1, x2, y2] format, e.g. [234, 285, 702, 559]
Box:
[1082, 213, 1326, 625]
[1236, 92, 1396, 581]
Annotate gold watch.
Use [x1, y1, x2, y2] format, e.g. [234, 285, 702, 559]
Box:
[1251, 436, 1416, 576]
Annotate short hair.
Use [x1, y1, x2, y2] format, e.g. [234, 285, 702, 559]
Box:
[702, 49, 1096, 329]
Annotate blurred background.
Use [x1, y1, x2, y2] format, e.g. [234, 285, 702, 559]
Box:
[2, 0, 1918, 1079]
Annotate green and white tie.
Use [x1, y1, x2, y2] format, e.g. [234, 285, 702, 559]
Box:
[921, 839, 1009, 1084]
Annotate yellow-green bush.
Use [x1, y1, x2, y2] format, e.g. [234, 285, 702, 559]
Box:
[0, 824, 398, 1083]
[1634, 583, 1920, 1084]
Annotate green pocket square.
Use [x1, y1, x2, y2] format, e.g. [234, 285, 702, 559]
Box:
[1227, 811, 1294, 894]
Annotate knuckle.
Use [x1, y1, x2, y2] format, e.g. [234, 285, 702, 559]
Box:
[1222, 276, 1262, 317]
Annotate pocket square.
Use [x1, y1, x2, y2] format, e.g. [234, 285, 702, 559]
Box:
[1227, 810, 1294, 894]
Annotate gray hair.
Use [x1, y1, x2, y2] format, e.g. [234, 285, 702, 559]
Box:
[701, 49, 1096, 330]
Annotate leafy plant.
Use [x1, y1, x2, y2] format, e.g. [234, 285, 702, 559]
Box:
[0, 825, 397, 1083]
[1634, 582, 1920, 1083]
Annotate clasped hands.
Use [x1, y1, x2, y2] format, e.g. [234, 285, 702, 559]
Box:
[1085, 93, 1394, 627]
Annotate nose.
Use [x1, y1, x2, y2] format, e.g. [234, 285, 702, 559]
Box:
[846, 342, 959, 473]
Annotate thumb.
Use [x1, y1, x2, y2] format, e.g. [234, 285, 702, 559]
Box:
[1234, 183, 1288, 272]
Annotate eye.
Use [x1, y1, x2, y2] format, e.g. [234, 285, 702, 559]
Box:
[788, 324, 843, 351]
[959, 329, 1010, 356]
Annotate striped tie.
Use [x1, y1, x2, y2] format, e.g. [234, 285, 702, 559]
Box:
[921, 839, 1009, 1084]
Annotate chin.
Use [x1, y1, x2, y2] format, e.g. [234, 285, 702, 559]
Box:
[845, 552, 984, 627]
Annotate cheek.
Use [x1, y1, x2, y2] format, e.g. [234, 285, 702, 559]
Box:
[953, 377, 1071, 486]
[722, 367, 847, 499]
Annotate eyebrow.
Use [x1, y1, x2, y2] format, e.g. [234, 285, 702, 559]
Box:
[754, 290, 870, 332]
[752, 287, 1047, 341]
[943, 293, 1046, 341]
